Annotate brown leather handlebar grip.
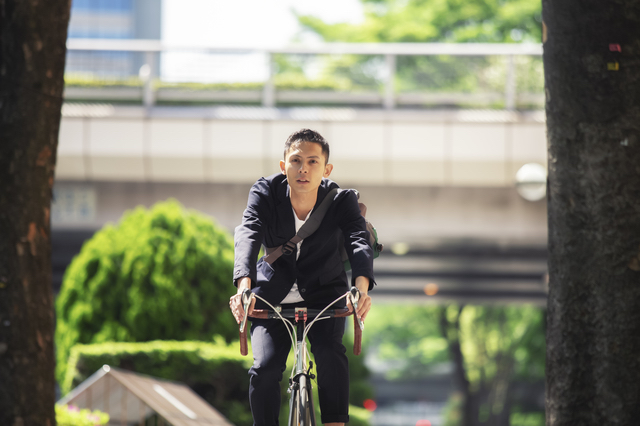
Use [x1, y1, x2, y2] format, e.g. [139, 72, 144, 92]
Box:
[333, 307, 352, 317]
[353, 315, 362, 356]
[247, 309, 269, 319]
[240, 328, 248, 356]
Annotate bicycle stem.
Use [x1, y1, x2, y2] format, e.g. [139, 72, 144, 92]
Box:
[295, 309, 308, 376]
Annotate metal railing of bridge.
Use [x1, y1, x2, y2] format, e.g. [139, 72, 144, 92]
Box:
[65, 39, 544, 110]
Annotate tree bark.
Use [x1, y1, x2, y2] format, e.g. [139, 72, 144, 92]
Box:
[440, 306, 477, 426]
[544, 1, 640, 424]
[0, 1, 70, 425]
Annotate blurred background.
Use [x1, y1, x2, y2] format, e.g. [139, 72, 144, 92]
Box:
[53, 1, 547, 425]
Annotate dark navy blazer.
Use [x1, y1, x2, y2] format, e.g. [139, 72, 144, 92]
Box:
[233, 173, 375, 308]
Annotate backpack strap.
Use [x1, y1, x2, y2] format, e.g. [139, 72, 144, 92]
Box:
[263, 188, 340, 265]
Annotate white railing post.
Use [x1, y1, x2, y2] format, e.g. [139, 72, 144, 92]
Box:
[384, 54, 396, 109]
[141, 51, 156, 107]
[505, 54, 516, 111]
[263, 52, 275, 108]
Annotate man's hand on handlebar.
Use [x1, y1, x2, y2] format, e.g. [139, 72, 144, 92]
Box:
[230, 278, 255, 324]
[349, 276, 372, 321]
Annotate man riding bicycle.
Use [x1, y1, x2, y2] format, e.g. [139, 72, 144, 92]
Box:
[229, 128, 375, 426]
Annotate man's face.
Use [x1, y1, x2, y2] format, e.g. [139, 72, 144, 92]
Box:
[280, 141, 333, 196]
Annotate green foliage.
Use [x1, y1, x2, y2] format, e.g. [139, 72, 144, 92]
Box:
[344, 333, 375, 406]
[393, 54, 543, 97]
[363, 304, 449, 379]
[348, 405, 373, 426]
[64, 73, 144, 87]
[56, 405, 109, 426]
[61, 340, 253, 426]
[450, 304, 545, 386]
[292, 0, 544, 107]
[365, 304, 545, 423]
[275, 72, 353, 91]
[65, 73, 263, 90]
[440, 304, 545, 424]
[510, 411, 545, 426]
[442, 392, 464, 426]
[298, 0, 542, 43]
[55, 200, 236, 385]
[365, 304, 544, 381]
[65, 74, 352, 92]
[157, 81, 263, 91]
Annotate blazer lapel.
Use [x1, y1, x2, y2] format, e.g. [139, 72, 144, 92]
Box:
[313, 179, 330, 211]
[274, 177, 295, 241]
[297, 179, 332, 259]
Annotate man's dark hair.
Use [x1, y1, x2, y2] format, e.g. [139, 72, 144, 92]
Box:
[284, 129, 330, 164]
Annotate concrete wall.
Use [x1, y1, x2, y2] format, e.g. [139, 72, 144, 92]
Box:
[57, 105, 547, 187]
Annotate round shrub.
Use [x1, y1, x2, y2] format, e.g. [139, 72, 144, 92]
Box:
[55, 199, 236, 384]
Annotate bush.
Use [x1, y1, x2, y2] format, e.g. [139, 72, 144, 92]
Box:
[346, 334, 375, 407]
[510, 411, 545, 426]
[56, 405, 109, 426]
[55, 200, 236, 384]
[61, 340, 253, 426]
[348, 405, 373, 426]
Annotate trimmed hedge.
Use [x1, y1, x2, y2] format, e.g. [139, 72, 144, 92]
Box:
[55, 200, 236, 385]
[64, 74, 351, 92]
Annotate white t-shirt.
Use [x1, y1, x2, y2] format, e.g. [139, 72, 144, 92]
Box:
[279, 207, 312, 304]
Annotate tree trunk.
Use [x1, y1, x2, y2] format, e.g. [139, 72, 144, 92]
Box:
[0, 1, 70, 424]
[544, 1, 640, 424]
[440, 306, 477, 426]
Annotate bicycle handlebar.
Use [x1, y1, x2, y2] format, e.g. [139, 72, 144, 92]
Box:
[238, 289, 364, 356]
[248, 306, 352, 320]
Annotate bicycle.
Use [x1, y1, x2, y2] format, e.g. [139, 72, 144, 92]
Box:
[238, 287, 365, 426]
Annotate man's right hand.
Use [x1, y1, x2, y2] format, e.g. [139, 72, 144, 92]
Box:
[229, 278, 255, 324]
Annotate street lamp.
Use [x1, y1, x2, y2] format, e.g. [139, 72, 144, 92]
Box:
[515, 163, 547, 201]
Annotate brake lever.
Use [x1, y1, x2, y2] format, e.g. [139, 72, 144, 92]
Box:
[240, 289, 253, 333]
[349, 287, 364, 331]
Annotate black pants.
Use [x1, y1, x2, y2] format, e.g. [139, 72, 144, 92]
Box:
[248, 315, 349, 425]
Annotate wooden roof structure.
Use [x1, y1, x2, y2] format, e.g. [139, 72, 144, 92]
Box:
[58, 365, 234, 426]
